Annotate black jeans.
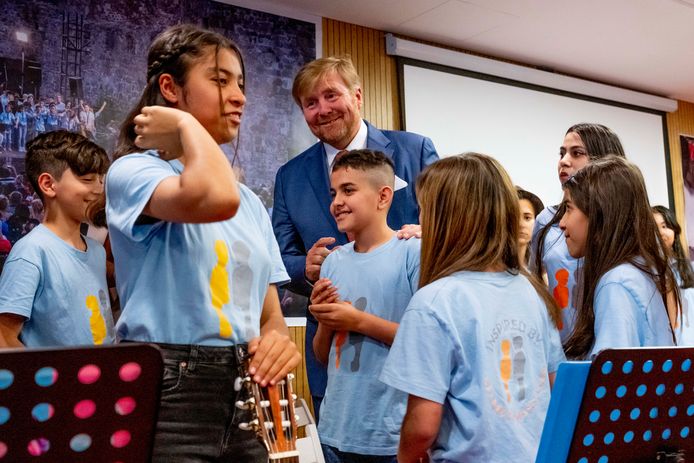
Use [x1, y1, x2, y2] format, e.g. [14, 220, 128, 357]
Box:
[150, 343, 268, 463]
[322, 445, 397, 463]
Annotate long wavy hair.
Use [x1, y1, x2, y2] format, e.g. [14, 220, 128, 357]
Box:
[417, 153, 561, 328]
[533, 123, 626, 278]
[113, 24, 245, 161]
[562, 156, 679, 358]
[653, 205, 694, 289]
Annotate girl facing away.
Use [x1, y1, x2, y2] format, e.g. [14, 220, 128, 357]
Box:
[560, 156, 678, 359]
[653, 205, 694, 345]
[380, 153, 565, 463]
[532, 123, 626, 341]
[105, 24, 300, 462]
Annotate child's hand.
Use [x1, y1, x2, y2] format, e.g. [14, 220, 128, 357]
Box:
[133, 106, 193, 159]
[309, 301, 361, 332]
[247, 329, 301, 387]
[310, 278, 339, 305]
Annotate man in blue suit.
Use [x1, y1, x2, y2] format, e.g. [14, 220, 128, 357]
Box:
[272, 56, 438, 419]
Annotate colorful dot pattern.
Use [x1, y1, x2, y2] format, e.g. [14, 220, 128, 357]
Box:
[567, 348, 693, 462]
[0, 344, 162, 461]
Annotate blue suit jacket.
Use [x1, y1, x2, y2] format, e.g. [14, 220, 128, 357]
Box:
[272, 120, 438, 396]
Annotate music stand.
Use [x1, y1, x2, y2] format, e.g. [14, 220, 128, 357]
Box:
[537, 347, 694, 463]
[0, 343, 163, 462]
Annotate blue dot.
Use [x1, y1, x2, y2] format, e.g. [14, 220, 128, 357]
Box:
[643, 430, 652, 441]
[590, 410, 601, 423]
[599, 456, 609, 463]
[624, 431, 634, 443]
[31, 403, 54, 422]
[578, 458, 588, 463]
[669, 406, 678, 417]
[602, 361, 613, 374]
[69, 434, 92, 452]
[682, 359, 691, 372]
[596, 386, 607, 399]
[681, 427, 690, 438]
[649, 407, 658, 419]
[630, 408, 641, 420]
[604, 432, 615, 445]
[656, 384, 666, 396]
[675, 383, 684, 395]
[610, 409, 621, 421]
[687, 405, 694, 416]
[616, 385, 627, 398]
[662, 359, 673, 372]
[622, 360, 634, 374]
[663, 428, 672, 439]
[34, 367, 58, 387]
[636, 384, 647, 397]
[0, 407, 9, 425]
[642, 360, 654, 373]
[0, 370, 13, 390]
[583, 434, 594, 446]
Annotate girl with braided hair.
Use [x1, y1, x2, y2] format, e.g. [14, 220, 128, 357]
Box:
[105, 24, 300, 462]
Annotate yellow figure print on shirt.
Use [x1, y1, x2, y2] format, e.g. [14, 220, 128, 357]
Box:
[85, 294, 107, 345]
[210, 240, 233, 338]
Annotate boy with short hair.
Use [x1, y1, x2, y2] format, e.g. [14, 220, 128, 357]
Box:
[0, 130, 114, 347]
[309, 149, 420, 462]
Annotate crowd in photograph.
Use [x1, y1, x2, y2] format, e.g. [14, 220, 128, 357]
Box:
[0, 89, 106, 153]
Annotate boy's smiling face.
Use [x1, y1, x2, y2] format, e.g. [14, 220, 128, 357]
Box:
[329, 167, 382, 235]
[45, 169, 104, 224]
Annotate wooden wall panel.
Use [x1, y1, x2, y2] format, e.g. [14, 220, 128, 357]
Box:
[288, 325, 314, 418]
[666, 101, 694, 242]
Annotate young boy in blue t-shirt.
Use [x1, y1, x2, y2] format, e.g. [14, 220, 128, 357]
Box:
[309, 149, 420, 462]
[0, 130, 114, 347]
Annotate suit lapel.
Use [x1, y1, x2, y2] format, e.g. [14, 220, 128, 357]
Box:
[365, 121, 394, 159]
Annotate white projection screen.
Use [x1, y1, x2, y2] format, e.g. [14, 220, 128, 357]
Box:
[401, 61, 672, 208]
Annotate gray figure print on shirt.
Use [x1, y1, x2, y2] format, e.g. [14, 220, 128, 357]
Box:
[349, 297, 367, 372]
[231, 241, 254, 341]
[512, 335, 526, 401]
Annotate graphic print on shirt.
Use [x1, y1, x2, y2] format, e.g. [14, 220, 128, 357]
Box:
[486, 318, 547, 419]
[552, 268, 569, 331]
[333, 297, 367, 371]
[210, 240, 233, 338]
[348, 297, 367, 372]
[231, 241, 253, 341]
[85, 294, 107, 344]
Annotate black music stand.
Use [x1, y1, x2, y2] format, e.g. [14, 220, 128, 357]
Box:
[0, 343, 162, 462]
[537, 347, 694, 463]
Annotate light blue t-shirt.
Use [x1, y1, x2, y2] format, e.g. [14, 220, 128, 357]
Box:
[318, 235, 420, 455]
[532, 206, 578, 341]
[590, 262, 675, 358]
[381, 271, 565, 463]
[0, 224, 114, 347]
[106, 151, 289, 345]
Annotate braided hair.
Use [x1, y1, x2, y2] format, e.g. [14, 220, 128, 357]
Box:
[114, 24, 245, 160]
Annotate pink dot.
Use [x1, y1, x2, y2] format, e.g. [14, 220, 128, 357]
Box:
[73, 400, 96, 419]
[114, 397, 136, 416]
[119, 363, 141, 382]
[0, 441, 7, 458]
[27, 438, 49, 456]
[77, 365, 101, 384]
[110, 430, 131, 448]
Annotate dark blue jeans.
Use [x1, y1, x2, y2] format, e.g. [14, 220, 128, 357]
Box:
[322, 445, 397, 463]
[151, 343, 267, 463]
